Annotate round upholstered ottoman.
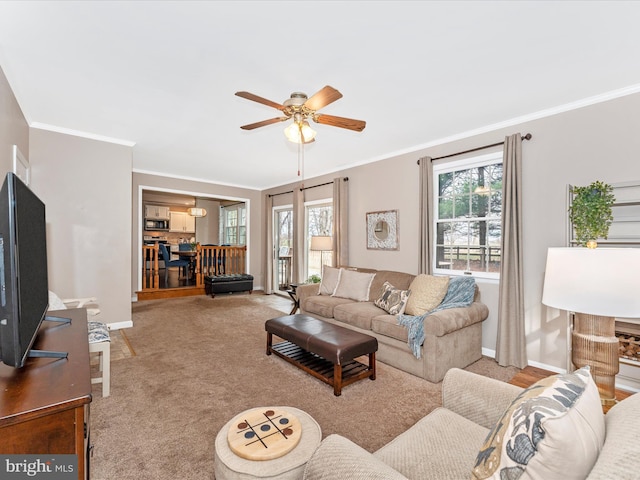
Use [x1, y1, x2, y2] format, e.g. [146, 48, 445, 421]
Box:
[214, 406, 322, 480]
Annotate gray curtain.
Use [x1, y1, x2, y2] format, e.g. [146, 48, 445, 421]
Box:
[496, 134, 527, 368]
[292, 185, 305, 284]
[418, 156, 433, 274]
[263, 194, 274, 294]
[332, 177, 349, 267]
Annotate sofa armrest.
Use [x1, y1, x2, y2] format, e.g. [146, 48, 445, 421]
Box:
[586, 392, 640, 479]
[297, 283, 320, 309]
[423, 302, 489, 337]
[442, 368, 522, 430]
[303, 434, 408, 480]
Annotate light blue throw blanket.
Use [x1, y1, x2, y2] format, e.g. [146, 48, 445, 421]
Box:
[398, 276, 476, 359]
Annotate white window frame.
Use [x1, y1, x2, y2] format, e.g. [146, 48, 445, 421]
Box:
[221, 203, 246, 245]
[432, 151, 502, 280]
[305, 199, 333, 281]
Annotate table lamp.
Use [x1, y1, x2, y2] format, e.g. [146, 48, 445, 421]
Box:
[542, 247, 640, 405]
[310, 235, 333, 267]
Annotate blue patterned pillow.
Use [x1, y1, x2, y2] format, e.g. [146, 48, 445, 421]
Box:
[88, 321, 110, 344]
[472, 366, 605, 480]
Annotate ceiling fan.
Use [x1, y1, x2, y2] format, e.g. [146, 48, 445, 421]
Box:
[235, 85, 366, 143]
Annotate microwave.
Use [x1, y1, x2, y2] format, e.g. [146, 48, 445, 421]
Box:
[145, 220, 169, 230]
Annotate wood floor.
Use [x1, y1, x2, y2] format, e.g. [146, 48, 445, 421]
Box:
[509, 365, 631, 413]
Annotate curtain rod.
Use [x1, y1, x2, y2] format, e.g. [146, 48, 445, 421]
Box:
[417, 133, 532, 164]
[268, 190, 294, 198]
[267, 177, 349, 197]
[300, 177, 349, 192]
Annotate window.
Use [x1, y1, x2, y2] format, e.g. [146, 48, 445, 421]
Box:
[433, 152, 502, 279]
[222, 203, 246, 245]
[306, 201, 333, 281]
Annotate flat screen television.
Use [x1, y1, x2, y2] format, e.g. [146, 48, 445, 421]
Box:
[0, 172, 51, 368]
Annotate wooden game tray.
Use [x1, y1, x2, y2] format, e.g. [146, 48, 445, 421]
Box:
[227, 407, 302, 461]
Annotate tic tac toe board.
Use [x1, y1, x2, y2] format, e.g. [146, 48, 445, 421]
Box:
[227, 407, 302, 461]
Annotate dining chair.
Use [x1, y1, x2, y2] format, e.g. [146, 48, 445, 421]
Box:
[159, 243, 189, 285]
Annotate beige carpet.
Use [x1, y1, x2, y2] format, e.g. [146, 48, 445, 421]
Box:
[89, 294, 519, 480]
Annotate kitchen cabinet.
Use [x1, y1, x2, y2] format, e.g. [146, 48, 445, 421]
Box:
[170, 211, 196, 233]
[145, 205, 171, 220]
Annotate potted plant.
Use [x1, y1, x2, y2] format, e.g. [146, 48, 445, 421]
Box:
[569, 180, 615, 248]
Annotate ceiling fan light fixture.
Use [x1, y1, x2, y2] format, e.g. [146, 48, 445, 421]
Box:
[284, 120, 316, 144]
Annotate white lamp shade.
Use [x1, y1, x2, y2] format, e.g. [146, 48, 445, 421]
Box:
[542, 247, 640, 318]
[310, 235, 332, 252]
[284, 121, 316, 144]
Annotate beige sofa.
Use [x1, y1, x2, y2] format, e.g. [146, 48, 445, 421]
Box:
[303, 368, 640, 480]
[297, 268, 489, 383]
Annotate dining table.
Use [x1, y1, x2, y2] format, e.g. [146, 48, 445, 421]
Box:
[175, 249, 198, 280]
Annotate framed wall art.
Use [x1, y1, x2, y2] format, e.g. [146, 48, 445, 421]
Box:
[366, 210, 398, 250]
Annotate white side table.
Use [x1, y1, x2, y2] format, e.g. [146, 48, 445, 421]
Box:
[214, 406, 322, 480]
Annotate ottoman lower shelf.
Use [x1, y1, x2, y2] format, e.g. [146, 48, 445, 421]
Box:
[269, 341, 375, 396]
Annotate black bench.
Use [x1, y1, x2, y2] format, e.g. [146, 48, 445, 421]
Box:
[204, 274, 254, 297]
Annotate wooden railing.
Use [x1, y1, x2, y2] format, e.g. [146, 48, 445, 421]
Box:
[140, 244, 247, 293]
[197, 245, 247, 283]
[142, 244, 160, 290]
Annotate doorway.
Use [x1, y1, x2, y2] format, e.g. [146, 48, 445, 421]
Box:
[137, 185, 250, 294]
[273, 207, 293, 291]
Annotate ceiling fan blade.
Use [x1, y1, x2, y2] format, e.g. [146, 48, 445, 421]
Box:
[235, 91, 285, 111]
[314, 114, 366, 132]
[304, 86, 343, 111]
[240, 117, 290, 130]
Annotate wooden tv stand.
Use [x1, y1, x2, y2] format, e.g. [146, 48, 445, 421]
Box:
[0, 308, 92, 480]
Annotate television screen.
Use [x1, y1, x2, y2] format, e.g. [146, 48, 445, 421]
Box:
[0, 172, 49, 368]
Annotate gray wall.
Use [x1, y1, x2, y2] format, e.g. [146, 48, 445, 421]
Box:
[0, 66, 28, 175]
[2, 66, 133, 329]
[30, 129, 133, 328]
[265, 92, 640, 372]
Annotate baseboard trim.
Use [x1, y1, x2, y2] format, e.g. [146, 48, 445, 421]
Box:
[107, 320, 133, 330]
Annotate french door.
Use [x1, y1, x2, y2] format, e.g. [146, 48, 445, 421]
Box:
[273, 207, 293, 291]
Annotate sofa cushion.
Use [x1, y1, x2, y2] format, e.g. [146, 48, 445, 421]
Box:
[374, 281, 411, 315]
[375, 407, 490, 479]
[371, 314, 409, 342]
[319, 266, 341, 295]
[471, 366, 605, 480]
[404, 274, 450, 315]
[304, 434, 409, 480]
[303, 295, 354, 318]
[334, 302, 383, 330]
[333, 269, 376, 301]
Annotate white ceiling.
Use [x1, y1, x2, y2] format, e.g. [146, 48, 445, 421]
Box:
[1, 1, 640, 191]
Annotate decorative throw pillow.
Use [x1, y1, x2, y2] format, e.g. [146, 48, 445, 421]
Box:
[403, 274, 450, 315]
[332, 269, 376, 301]
[472, 366, 605, 480]
[319, 266, 341, 295]
[88, 321, 111, 344]
[374, 281, 411, 315]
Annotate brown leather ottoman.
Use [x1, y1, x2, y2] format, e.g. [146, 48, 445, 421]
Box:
[265, 314, 378, 396]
